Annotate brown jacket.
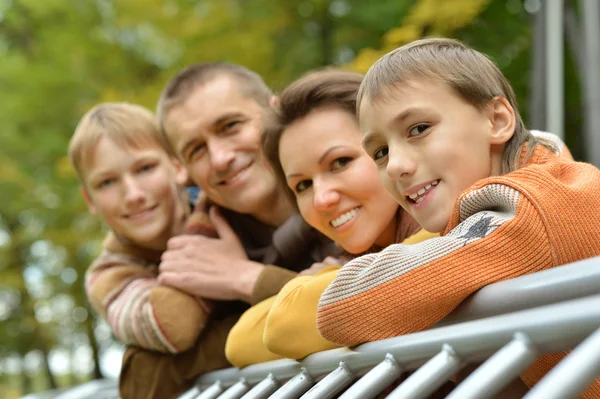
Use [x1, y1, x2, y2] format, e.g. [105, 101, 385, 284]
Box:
[119, 205, 338, 399]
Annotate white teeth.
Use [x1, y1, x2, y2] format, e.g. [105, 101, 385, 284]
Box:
[331, 208, 359, 228]
[406, 180, 440, 203]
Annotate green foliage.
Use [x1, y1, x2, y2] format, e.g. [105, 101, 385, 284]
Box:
[0, 0, 585, 397]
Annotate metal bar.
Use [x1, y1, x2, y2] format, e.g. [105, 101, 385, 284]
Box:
[199, 294, 600, 389]
[338, 353, 402, 399]
[300, 361, 354, 399]
[581, 0, 600, 166]
[217, 379, 250, 399]
[178, 386, 201, 399]
[387, 344, 461, 399]
[529, 0, 546, 130]
[270, 369, 315, 399]
[447, 332, 538, 399]
[525, 327, 600, 399]
[545, 0, 564, 138]
[438, 257, 600, 326]
[195, 380, 224, 399]
[194, 266, 600, 391]
[239, 374, 278, 399]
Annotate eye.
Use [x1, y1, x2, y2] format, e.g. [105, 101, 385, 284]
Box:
[331, 157, 352, 171]
[96, 178, 115, 189]
[294, 180, 312, 194]
[188, 143, 206, 160]
[138, 164, 156, 174]
[409, 124, 430, 137]
[223, 120, 241, 132]
[373, 147, 389, 161]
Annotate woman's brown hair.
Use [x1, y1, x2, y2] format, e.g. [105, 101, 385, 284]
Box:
[262, 69, 363, 204]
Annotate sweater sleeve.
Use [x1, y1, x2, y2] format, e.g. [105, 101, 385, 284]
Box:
[86, 253, 211, 354]
[263, 231, 438, 359]
[225, 296, 283, 368]
[317, 183, 554, 346]
[250, 265, 299, 305]
[263, 267, 342, 360]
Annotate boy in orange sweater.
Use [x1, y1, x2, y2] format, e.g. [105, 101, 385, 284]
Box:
[316, 38, 600, 395]
[69, 103, 216, 355]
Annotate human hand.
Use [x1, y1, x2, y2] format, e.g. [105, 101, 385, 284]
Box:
[158, 207, 263, 302]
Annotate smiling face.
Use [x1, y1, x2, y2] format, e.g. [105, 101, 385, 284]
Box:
[279, 107, 399, 254]
[163, 76, 285, 223]
[81, 137, 188, 250]
[360, 79, 514, 233]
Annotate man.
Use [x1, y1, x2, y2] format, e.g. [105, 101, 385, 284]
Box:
[118, 63, 336, 399]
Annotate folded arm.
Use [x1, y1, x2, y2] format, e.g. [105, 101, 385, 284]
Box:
[86, 254, 211, 354]
[317, 183, 553, 346]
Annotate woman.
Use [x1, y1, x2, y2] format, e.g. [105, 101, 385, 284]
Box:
[224, 70, 437, 367]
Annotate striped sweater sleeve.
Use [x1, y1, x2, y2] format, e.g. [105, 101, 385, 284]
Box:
[86, 252, 211, 354]
[316, 183, 554, 346]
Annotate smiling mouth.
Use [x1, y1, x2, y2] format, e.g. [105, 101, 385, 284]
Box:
[330, 207, 360, 228]
[407, 180, 439, 204]
[218, 164, 252, 186]
[125, 205, 158, 219]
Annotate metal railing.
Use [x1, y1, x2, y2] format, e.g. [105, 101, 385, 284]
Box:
[181, 256, 600, 399]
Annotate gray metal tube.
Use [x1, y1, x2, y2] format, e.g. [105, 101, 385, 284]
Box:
[338, 353, 402, 399]
[387, 344, 461, 399]
[301, 362, 354, 399]
[217, 379, 250, 399]
[270, 369, 315, 399]
[447, 332, 538, 399]
[195, 292, 600, 390]
[581, 0, 600, 166]
[545, 0, 564, 139]
[529, 0, 546, 130]
[177, 386, 201, 399]
[524, 327, 600, 399]
[196, 381, 224, 399]
[239, 374, 278, 399]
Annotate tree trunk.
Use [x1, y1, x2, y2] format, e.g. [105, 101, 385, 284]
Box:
[85, 312, 104, 380]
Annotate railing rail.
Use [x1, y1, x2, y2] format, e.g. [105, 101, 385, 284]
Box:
[181, 256, 600, 398]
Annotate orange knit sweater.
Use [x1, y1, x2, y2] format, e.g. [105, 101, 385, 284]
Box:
[317, 146, 600, 396]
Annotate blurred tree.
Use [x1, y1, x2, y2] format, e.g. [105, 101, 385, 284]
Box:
[0, 0, 587, 397]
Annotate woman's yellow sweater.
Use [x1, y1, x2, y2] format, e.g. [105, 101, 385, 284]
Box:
[225, 229, 438, 367]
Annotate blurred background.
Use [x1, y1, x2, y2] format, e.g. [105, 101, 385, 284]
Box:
[1, 0, 598, 397]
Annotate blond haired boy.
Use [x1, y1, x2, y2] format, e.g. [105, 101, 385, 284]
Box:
[317, 38, 600, 396]
[69, 102, 216, 355]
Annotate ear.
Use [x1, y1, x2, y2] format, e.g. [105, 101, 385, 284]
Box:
[80, 187, 98, 215]
[269, 95, 280, 108]
[170, 157, 189, 186]
[488, 97, 515, 145]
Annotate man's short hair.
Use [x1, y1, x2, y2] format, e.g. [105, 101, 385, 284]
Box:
[358, 37, 550, 173]
[157, 62, 273, 132]
[69, 102, 172, 183]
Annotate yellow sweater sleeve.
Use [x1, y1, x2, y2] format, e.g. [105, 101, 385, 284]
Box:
[263, 266, 342, 360]
[264, 231, 439, 360]
[225, 296, 282, 367]
[225, 230, 438, 366]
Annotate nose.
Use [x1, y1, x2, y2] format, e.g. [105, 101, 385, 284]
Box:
[208, 139, 235, 171]
[386, 146, 416, 182]
[313, 180, 341, 211]
[122, 175, 145, 206]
